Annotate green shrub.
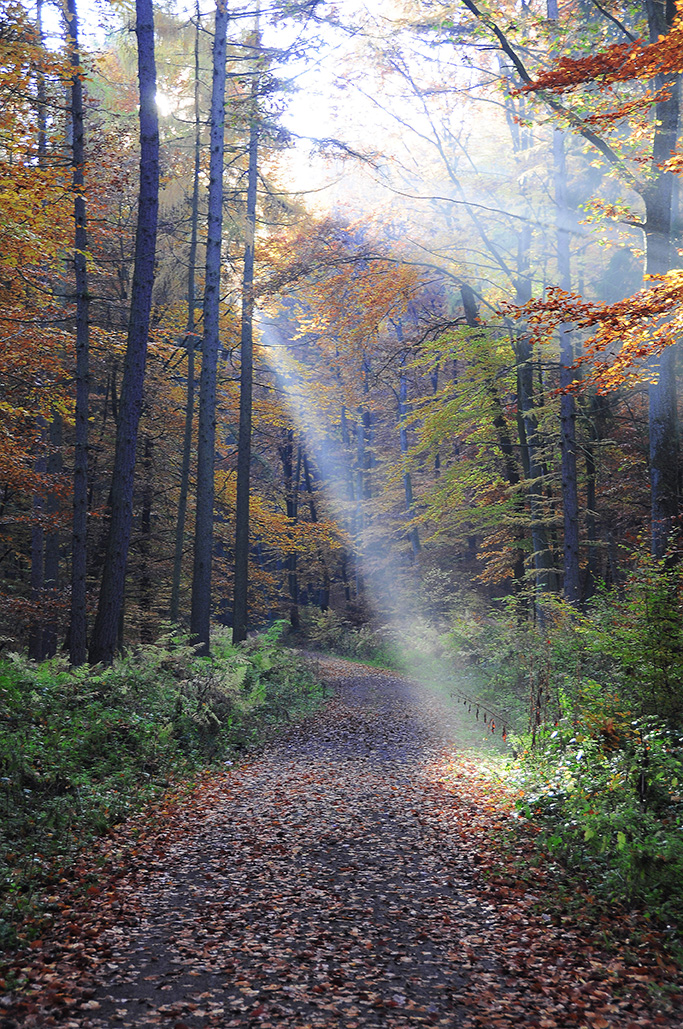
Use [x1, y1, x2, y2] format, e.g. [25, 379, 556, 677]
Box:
[0, 624, 326, 950]
[513, 705, 683, 924]
[300, 609, 403, 668]
[432, 558, 683, 923]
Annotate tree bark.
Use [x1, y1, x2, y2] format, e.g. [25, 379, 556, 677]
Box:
[139, 432, 153, 642]
[28, 445, 45, 662]
[170, 1, 202, 625]
[302, 451, 330, 610]
[461, 284, 525, 587]
[644, 0, 680, 557]
[514, 228, 557, 601]
[43, 413, 62, 657]
[553, 129, 580, 603]
[278, 431, 300, 630]
[28, 0, 49, 662]
[65, 0, 90, 666]
[89, 0, 159, 664]
[393, 322, 420, 558]
[232, 25, 260, 644]
[190, 0, 228, 654]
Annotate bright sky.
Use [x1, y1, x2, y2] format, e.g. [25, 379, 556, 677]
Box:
[31, 0, 479, 233]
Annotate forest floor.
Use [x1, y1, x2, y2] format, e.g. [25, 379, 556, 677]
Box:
[2, 655, 682, 1029]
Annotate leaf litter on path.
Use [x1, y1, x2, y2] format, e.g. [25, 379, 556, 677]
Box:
[2, 656, 681, 1028]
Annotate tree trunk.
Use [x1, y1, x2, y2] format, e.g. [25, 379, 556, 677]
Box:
[302, 451, 330, 611]
[28, 443, 45, 662]
[338, 403, 355, 603]
[170, 1, 202, 625]
[643, 0, 680, 558]
[190, 0, 228, 654]
[139, 432, 153, 642]
[553, 129, 580, 603]
[65, 0, 90, 666]
[518, 221, 556, 598]
[43, 413, 62, 657]
[278, 431, 300, 630]
[461, 284, 525, 587]
[28, 2, 49, 662]
[89, 0, 159, 664]
[232, 26, 260, 644]
[394, 324, 420, 559]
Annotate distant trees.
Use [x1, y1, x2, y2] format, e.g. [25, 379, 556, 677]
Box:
[2, 0, 683, 658]
[517, 0, 682, 561]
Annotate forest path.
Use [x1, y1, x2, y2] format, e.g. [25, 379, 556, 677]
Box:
[6, 656, 682, 1028]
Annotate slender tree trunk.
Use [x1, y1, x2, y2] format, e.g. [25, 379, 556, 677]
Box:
[514, 225, 556, 602]
[232, 27, 260, 644]
[29, 445, 45, 661]
[43, 413, 62, 657]
[170, 2, 202, 624]
[89, 0, 159, 664]
[585, 427, 598, 595]
[139, 432, 153, 642]
[36, 0, 47, 159]
[430, 367, 441, 478]
[354, 413, 365, 598]
[399, 364, 420, 558]
[28, 1, 49, 661]
[643, 2, 680, 560]
[34, 0, 64, 658]
[339, 403, 354, 604]
[461, 283, 524, 587]
[65, 0, 90, 666]
[553, 129, 580, 602]
[393, 323, 420, 558]
[279, 431, 300, 630]
[645, 67, 680, 555]
[302, 451, 329, 610]
[190, 0, 228, 654]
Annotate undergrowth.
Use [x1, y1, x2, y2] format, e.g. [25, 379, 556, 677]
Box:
[299, 609, 404, 669]
[451, 557, 683, 932]
[0, 622, 326, 951]
[299, 564, 683, 931]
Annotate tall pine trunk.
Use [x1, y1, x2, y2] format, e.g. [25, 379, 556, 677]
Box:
[553, 129, 580, 603]
[89, 0, 159, 664]
[170, 1, 202, 625]
[190, 0, 228, 654]
[65, 0, 90, 666]
[28, 0, 49, 661]
[232, 29, 260, 644]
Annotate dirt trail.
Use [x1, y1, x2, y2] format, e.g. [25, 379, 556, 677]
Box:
[4, 657, 682, 1028]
